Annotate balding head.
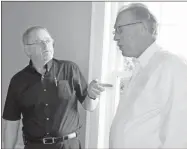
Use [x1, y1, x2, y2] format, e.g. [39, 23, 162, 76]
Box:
[116, 3, 158, 38]
[22, 26, 54, 66]
[22, 26, 51, 45]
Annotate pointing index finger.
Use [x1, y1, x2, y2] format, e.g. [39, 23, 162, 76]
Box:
[99, 83, 113, 87]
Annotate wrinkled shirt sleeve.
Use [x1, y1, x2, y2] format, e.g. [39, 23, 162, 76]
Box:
[3, 77, 21, 121]
[72, 63, 88, 104]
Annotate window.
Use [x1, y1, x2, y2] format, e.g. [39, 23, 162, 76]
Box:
[86, 2, 187, 148]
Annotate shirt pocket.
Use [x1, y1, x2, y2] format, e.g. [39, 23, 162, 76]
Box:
[57, 80, 72, 100]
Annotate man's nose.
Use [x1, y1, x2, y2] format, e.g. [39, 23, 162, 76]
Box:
[42, 42, 49, 50]
[113, 33, 120, 41]
[113, 34, 119, 41]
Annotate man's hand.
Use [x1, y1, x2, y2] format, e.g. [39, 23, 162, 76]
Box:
[87, 79, 106, 99]
[83, 79, 113, 111]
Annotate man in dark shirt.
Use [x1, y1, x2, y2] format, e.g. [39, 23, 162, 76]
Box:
[3, 26, 105, 149]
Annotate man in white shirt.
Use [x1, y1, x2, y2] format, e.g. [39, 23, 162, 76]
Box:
[110, 3, 187, 148]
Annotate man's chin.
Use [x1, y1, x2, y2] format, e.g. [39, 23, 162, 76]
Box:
[118, 48, 132, 57]
[43, 54, 53, 61]
[121, 51, 131, 58]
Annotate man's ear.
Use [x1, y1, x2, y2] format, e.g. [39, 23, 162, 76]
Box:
[24, 45, 31, 58]
[140, 23, 146, 32]
[139, 22, 149, 36]
[53, 41, 55, 48]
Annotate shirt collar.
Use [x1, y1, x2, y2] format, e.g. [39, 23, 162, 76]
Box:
[138, 42, 160, 68]
[29, 59, 53, 72]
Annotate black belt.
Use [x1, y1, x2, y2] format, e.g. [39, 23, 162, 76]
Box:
[24, 132, 77, 144]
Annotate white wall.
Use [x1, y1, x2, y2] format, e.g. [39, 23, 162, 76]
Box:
[2, 2, 92, 148]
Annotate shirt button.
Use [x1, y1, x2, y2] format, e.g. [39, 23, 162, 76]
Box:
[44, 89, 47, 91]
[46, 118, 49, 120]
[45, 104, 48, 106]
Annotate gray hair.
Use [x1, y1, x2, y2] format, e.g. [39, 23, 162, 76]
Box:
[22, 26, 50, 45]
[118, 3, 158, 39]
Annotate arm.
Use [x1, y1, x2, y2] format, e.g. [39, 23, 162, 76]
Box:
[161, 64, 187, 148]
[72, 63, 104, 111]
[2, 76, 22, 148]
[3, 120, 20, 149]
[82, 95, 100, 112]
[82, 80, 105, 111]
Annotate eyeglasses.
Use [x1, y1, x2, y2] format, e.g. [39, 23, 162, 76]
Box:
[113, 21, 142, 35]
[25, 39, 54, 46]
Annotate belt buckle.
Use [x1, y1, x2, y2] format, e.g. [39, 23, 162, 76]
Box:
[42, 137, 55, 144]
